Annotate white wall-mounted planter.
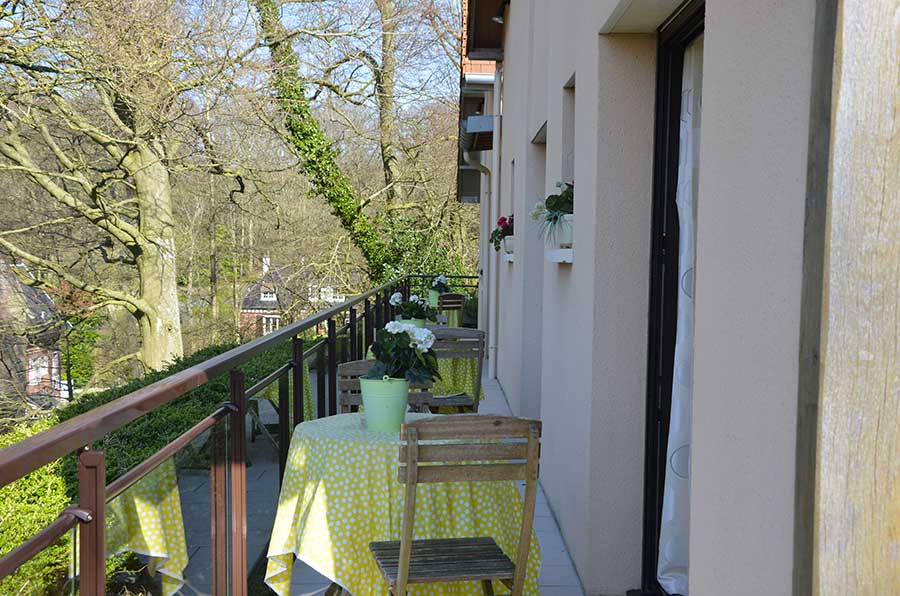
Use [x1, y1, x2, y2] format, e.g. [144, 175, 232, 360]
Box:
[557, 214, 573, 249]
[503, 235, 515, 254]
[545, 249, 574, 264]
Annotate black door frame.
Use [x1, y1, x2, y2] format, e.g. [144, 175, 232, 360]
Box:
[634, 2, 704, 595]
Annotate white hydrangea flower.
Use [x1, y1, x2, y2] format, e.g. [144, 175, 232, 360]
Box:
[409, 327, 435, 352]
[389, 291, 403, 306]
[385, 321, 405, 334]
[409, 294, 419, 303]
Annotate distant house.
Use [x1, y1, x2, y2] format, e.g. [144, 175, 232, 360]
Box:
[239, 266, 286, 338]
[240, 259, 350, 339]
[0, 260, 69, 418]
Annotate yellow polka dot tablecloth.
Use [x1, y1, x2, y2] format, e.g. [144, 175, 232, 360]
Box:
[439, 309, 462, 328]
[434, 357, 480, 405]
[105, 458, 188, 595]
[265, 413, 541, 595]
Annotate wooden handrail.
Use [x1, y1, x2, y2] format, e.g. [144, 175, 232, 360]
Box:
[0, 508, 83, 580]
[0, 276, 405, 490]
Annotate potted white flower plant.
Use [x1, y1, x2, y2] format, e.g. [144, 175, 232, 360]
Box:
[360, 322, 440, 432]
[531, 182, 574, 248]
[389, 292, 437, 328]
[428, 274, 450, 306]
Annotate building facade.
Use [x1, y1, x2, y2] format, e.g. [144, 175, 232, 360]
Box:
[460, 1, 886, 595]
[0, 260, 68, 418]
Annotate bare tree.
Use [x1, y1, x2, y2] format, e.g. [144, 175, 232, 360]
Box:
[0, 0, 249, 369]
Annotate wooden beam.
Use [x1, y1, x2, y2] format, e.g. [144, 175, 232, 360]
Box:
[815, 1, 900, 593]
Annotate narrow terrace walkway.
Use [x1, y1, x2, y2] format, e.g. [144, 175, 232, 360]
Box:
[179, 374, 584, 595]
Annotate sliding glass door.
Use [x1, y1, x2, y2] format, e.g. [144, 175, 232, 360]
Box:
[640, 3, 704, 595]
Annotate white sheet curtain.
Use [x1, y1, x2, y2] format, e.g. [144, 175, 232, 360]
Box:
[657, 33, 703, 596]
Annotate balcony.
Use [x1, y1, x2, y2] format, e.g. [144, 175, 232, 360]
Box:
[0, 275, 582, 596]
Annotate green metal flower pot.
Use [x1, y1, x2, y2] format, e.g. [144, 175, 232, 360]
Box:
[360, 377, 410, 432]
[427, 289, 440, 307]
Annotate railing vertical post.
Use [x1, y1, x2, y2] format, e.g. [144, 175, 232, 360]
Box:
[382, 289, 391, 323]
[349, 308, 358, 361]
[78, 449, 105, 596]
[292, 336, 304, 428]
[316, 346, 326, 418]
[374, 294, 384, 329]
[278, 372, 290, 482]
[210, 422, 227, 593]
[327, 319, 338, 416]
[364, 299, 374, 353]
[229, 369, 248, 596]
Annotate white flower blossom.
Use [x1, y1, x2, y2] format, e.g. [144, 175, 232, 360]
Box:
[409, 294, 419, 303]
[409, 327, 435, 352]
[385, 321, 408, 334]
[530, 200, 547, 222]
[389, 292, 403, 306]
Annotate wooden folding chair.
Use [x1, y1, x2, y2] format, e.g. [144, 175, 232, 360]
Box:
[337, 359, 434, 413]
[428, 327, 485, 412]
[370, 415, 542, 596]
[437, 292, 466, 327]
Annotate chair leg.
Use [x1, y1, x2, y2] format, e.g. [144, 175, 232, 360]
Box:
[481, 580, 495, 595]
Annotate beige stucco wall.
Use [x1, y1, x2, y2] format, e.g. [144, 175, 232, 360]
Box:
[493, 0, 547, 420]
[483, 0, 820, 594]
[689, 0, 816, 594]
[587, 33, 656, 594]
[491, 1, 656, 593]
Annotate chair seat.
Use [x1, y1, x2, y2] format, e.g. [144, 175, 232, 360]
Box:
[431, 392, 475, 407]
[370, 537, 515, 585]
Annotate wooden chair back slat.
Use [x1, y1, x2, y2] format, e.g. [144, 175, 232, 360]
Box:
[426, 326, 479, 338]
[398, 463, 526, 484]
[401, 414, 531, 440]
[437, 293, 466, 310]
[394, 415, 542, 596]
[399, 442, 528, 463]
[337, 359, 434, 413]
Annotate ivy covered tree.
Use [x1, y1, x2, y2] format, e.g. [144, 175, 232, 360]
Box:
[253, 0, 396, 281]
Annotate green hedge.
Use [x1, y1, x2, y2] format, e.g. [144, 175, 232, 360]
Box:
[0, 418, 72, 596]
[0, 339, 298, 595]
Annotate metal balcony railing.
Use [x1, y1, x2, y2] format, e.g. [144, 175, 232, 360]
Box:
[0, 273, 478, 595]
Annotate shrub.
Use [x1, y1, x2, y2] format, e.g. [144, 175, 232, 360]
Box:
[0, 418, 71, 596]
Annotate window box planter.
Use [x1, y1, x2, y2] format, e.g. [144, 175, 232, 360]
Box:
[545, 248, 574, 264]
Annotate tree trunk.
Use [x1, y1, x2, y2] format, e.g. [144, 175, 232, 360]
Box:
[376, 0, 400, 203]
[210, 218, 219, 322]
[128, 143, 184, 369]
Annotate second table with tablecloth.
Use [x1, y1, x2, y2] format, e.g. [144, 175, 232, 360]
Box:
[265, 413, 541, 596]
